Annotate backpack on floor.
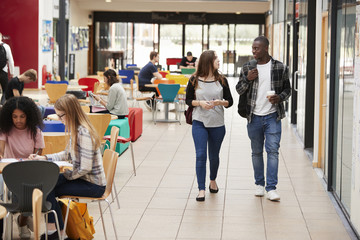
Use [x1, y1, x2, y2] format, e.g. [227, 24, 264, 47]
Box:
[59, 199, 95, 240]
[0, 44, 7, 69]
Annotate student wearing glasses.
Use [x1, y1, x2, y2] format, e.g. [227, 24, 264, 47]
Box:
[29, 94, 106, 240]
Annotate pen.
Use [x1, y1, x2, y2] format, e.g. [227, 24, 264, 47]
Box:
[34, 149, 40, 156]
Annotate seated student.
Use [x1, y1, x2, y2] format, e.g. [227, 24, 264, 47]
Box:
[179, 51, 197, 69]
[138, 51, 162, 110]
[0, 96, 45, 239]
[29, 94, 106, 240]
[5, 69, 46, 117]
[5, 69, 37, 100]
[90, 69, 129, 118]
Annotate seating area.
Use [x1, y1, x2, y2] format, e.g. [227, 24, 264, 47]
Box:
[9, 79, 355, 239]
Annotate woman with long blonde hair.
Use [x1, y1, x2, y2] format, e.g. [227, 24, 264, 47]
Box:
[30, 94, 106, 239]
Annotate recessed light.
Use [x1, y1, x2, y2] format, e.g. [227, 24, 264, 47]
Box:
[105, 0, 111, 2]
[236, 12, 241, 15]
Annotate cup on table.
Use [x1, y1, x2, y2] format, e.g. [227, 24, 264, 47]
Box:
[266, 90, 275, 99]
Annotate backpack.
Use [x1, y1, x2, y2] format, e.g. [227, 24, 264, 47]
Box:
[237, 60, 257, 118]
[0, 43, 7, 69]
[59, 199, 95, 240]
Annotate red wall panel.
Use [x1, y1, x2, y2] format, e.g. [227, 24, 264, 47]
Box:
[0, 0, 39, 88]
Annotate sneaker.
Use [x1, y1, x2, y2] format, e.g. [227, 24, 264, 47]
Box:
[255, 185, 264, 197]
[267, 190, 280, 201]
[17, 215, 31, 238]
[144, 100, 152, 111]
[26, 216, 34, 232]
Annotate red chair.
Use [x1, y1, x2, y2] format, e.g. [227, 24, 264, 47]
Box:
[78, 78, 99, 96]
[159, 71, 170, 78]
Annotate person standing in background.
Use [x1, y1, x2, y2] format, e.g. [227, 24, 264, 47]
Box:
[0, 32, 15, 104]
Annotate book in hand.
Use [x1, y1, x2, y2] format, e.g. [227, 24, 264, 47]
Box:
[88, 91, 103, 107]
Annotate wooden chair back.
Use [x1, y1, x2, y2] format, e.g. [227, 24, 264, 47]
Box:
[44, 83, 68, 104]
[86, 113, 112, 140]
[32, 188, 43, 240]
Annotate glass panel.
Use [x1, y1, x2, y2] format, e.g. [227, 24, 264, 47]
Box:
[340, 4, 355, 213]
[134, 23, 158, 69]
[95, 22, 127, 71]
[203, 25, 209, 51]
[209, 24, 228, 73]
[159, 24, 183, 71]
[185, 25, 203, 60]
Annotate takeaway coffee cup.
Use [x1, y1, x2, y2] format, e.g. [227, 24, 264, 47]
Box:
[267, 90, 275, 98]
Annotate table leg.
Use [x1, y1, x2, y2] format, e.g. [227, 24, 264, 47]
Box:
[164, 103, 169, 120]
[3, 183, 12, 240]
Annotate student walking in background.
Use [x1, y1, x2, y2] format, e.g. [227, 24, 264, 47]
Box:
[236, 36, 291, 201]
[185, 50, 233, 202]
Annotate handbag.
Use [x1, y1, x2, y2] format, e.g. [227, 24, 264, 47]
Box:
[184, 105, 194, 125]
[59, 199, 95, 240]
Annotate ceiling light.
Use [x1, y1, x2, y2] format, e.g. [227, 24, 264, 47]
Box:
[105, 0, 111, 2]
[236, 12, 241, 15]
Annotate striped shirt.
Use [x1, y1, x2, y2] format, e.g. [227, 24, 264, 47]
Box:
[236, 57, 291, 122]
[45, 125, 106, 186]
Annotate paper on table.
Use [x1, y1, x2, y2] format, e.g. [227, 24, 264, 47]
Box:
[53, 161, 73, 167]
[0, 158, 18, 163]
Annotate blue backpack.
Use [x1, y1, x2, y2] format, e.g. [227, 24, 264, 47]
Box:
[0, 43, 7, 69]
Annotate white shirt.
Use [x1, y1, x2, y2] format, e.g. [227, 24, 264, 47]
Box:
[253, 60, 276, 116]
[0, 41, 14, 74]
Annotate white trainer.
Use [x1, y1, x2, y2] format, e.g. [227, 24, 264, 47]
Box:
[267, 190, 280, 201]
[17, 215, 31, 238]
[255, 185, 264, 197]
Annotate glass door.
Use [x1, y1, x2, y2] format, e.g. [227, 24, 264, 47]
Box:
[134, 23, 158, 68]
[185, 25, 203, 60]
[209, 24, 228, 73]
[159, 24, 183, 71]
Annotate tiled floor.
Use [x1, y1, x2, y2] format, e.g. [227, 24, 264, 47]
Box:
[16, 79, 355, 239]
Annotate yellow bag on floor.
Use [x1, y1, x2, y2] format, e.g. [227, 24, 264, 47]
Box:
[59, 199, 95, 240]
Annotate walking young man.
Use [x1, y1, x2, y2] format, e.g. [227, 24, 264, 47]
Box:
[236, 36, 291, 201]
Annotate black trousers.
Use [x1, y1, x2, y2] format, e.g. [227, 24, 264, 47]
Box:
[0, 70, 8, 104]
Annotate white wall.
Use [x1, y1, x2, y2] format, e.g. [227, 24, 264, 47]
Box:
[69, 0, 91, 79]
[38, 0, 54, 88]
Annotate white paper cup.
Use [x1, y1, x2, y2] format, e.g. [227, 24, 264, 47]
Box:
[267, 90, 275, 98]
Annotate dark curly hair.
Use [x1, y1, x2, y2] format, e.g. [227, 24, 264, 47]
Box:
[0, 96, 43, 140]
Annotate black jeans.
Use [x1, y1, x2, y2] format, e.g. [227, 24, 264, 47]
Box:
[47, 174, 105, 230]
[0, 70, 8, 104]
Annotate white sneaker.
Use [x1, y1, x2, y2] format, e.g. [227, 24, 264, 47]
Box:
[255, 185, 264, 197]
[267, 190, 280, 201]
[17, 216, 31, 238]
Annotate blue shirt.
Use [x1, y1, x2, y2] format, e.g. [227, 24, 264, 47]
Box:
[138, 61, 157, 86]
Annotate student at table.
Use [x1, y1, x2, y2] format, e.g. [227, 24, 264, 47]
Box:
[90, 69, 129, 118]
[138, 51, 162, 110]
[180, 51, 197, 69]
[0, 96, 45, 238]
[29, 94, 106, 240]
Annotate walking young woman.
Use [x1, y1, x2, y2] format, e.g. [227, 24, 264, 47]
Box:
[185, 50, 233, 201]
[29, 94, 106, 240]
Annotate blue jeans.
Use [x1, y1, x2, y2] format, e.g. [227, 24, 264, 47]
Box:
[192, 120, 225, 191]
[47, 174, 105, 230]
[247, 112, 281, 192]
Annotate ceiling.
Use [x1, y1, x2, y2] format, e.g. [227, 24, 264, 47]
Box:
[73, 0, 271, 14]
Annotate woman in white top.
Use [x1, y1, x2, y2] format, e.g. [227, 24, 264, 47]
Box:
[185, 50, 233, 202]
[91, 69, 129, 118]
